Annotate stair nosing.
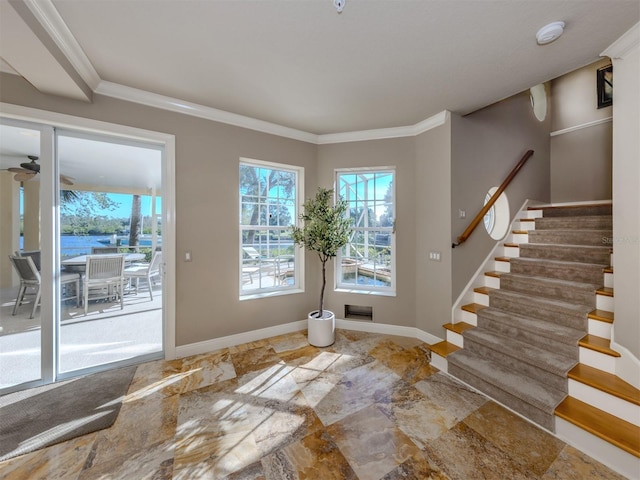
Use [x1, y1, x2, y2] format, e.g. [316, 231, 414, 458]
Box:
[568, 364, 640, 406]
[555, 396, 640, 458]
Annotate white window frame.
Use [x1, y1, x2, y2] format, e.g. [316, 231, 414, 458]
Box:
[239, 158, 304, 299]
[335, 167, 396, 296]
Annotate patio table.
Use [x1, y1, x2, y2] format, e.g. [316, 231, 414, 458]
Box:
[61, 253, 145, 273]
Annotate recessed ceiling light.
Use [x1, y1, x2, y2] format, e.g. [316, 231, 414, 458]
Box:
[536, 21, 565, 45]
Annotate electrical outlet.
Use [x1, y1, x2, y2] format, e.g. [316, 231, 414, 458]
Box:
[459, 209, 466, 219]
[185, 251, 192, 262]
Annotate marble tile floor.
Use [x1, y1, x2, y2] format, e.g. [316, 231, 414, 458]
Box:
[0, 329, 627, 480]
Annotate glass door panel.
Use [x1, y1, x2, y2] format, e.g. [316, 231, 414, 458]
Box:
[0, 122, 43, 391]
[56, 131, 164, 375]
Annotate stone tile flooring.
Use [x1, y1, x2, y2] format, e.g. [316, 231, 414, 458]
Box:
[0, 329, 627, 479]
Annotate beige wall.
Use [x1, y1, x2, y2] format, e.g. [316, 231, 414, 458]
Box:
[450, 91, 551, 300]
[550, 58, 613, 202]
[0, 73, 318, 347]
[317, 137, 417, 329]
[0, 172, 20, 287]
[609, 36, 640, 360]
[415, 119, 452, 336]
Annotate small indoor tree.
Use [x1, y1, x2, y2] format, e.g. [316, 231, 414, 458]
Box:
[291, 187, 352, 319]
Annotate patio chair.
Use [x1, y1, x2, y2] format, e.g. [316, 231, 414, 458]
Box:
[91, 246, 119, 254]
[83, 254, 126, 314]
[8, 255, 80, 319]
[16, 249, 41, 271]
[124, 251, 163, 300]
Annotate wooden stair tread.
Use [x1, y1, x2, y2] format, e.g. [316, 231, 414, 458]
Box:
[520, 218, 535, 222]
[512, 230, 528, 235]
[484, 271, 503, 278]
[503, 243, 519, 248]
[473, 286, 495, 295]
[443, 322, 475, 335]
[579, 334, 621, 357]
[494, 256, 511, 262]
[555, 396, 640, 458]
[429, 341, 460, 358]
[568, 364, 640, 406]
[461, 303, 487, 314]
[596, 287, 614, 297]
[588, 309, 614, 323]
[603, 266, 613, 274]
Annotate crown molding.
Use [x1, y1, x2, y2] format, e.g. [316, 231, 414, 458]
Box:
[22, 0, 101, 90]
[95, 81, 320, 144]
[601, 22, 639, 59]
[317, 111, 449, 144]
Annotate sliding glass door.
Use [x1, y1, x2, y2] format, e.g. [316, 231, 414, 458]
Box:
[0, 117, 166, 394]
[56, 131, 164, 376]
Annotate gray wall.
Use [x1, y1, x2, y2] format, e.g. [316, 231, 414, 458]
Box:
[317, 137, 417, 329]
[0, 73, 319, 347]
[450, 91, 551, 300]
[550, 58, 613, 202]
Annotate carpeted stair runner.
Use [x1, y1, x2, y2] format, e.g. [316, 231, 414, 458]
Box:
[448, 205, 612, 432]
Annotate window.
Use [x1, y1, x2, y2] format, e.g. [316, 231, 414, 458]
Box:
[239, 159, 302, 297]
[336, 169, 395, 294]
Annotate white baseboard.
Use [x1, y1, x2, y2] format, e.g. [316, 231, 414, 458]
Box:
[175, 319, 443, 358]
[611, 339, 640, 389]
[175, 320, 307, 358]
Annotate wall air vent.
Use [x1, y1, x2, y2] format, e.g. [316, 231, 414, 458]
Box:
[344, 305, 373, 321]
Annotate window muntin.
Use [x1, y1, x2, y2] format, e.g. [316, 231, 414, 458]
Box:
[240, 160, 301, 296]
[336, 169, 395, 293]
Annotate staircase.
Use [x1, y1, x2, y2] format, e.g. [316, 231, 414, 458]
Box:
[430, 202, 640, 479]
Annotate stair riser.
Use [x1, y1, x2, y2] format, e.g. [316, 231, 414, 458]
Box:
[535, 217, 613, 230]
[488, 294, 588, 331]
[462, 338, 569, 393]
[527, 231, 612, 247]
[430, 352, 448, 373]
[589, 319, 612, 339]
[597, 295, 614, 311]
[568, 380, 640, 427]
[476, 315, 579, 359]
[519, 244, 611, 265]
[539, 205, 612, 217]
[448, 363, 556, 431]
[446, 330, 464, 348]
[499, 276, 596, 307]
[579, 348, 617, 374]
[509, 260, 604, 284]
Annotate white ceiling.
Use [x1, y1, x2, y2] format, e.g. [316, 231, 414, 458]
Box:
[0, 0, 638, 188]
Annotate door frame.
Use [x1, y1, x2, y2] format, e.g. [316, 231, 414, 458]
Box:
[0, 102, 176, 388]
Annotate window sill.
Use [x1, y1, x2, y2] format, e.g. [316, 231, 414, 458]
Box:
[240, 288, 303, 301]
[335, 288, 396, 297]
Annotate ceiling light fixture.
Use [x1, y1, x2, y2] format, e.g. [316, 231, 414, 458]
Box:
[333, 0, 345, 13]
[536, 21, 565, 45]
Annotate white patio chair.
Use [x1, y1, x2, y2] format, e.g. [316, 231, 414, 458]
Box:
[83, 254, 125, 314]
[9, 255, 80, 319]
[124, 251, 163, 300]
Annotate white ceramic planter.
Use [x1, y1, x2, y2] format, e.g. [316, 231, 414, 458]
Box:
[307, 310, 335, 347]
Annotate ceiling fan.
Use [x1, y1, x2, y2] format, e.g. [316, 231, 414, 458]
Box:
[7, 155, 74, 185]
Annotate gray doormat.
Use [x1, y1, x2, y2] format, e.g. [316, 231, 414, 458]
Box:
[0, 365, 137, 461]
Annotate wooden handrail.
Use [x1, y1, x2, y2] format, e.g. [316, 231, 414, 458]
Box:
[452, 149, 534, 248]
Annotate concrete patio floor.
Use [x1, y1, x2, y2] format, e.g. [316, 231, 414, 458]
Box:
[0, 282, 163, 390]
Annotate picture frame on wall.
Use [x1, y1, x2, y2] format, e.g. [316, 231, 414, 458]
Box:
[597, 64, 613, 109]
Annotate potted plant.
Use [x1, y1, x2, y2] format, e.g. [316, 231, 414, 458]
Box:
[291, 187, 352, 346]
